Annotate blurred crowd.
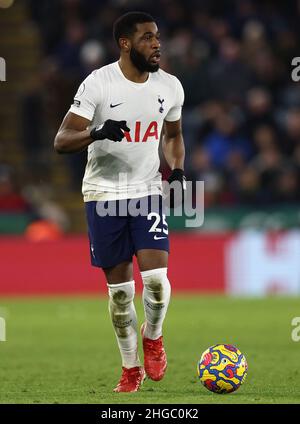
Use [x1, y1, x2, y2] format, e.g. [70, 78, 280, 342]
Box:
[0, 162, 69, 237]
[15, 0, 300, 208]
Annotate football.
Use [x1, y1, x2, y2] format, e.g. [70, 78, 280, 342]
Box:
[197, 344, 248, 394]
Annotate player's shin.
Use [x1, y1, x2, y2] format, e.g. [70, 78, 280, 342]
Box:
[141, 268, 171, 340]
[107, 280, 140, 368]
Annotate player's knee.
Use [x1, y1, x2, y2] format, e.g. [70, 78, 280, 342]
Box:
[108, 280, 135, 306]
[141, 268, 171, 302]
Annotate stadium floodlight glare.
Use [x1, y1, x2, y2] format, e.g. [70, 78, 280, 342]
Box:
[0, 0, 14, 9]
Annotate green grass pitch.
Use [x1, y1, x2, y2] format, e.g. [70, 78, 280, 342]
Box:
[0, 295, 300, 404]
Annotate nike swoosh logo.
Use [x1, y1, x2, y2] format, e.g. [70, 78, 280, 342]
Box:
[154, 235, 167, 240]
[110, 102, 123, 108]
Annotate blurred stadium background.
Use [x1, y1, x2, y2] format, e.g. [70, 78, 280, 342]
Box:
[1, 0, 300, 295]
[1, 0, 300, 405]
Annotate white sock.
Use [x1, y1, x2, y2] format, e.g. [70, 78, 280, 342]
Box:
[141, 267, 171, 340]
[107, 280, 140, 369]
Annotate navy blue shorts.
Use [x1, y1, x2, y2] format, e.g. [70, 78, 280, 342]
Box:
[85, 195, 169, 268]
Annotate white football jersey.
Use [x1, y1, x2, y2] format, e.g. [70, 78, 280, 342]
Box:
[69, 61, 184, 201]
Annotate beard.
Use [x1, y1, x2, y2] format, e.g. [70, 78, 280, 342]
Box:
[130, 47, 159, 73]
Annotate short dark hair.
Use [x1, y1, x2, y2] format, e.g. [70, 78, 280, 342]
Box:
[113, 11, 155, 48]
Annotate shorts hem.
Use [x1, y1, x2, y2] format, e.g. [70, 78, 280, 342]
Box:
[91, 256, 133, 269]
[134, 245, 170, 254]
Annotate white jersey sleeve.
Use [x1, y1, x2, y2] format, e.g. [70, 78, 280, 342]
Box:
[69, 71, 102, 121]
[164, 77, 185, 122]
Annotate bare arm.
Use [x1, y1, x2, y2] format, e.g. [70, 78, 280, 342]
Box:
[54, 112, 93, 154]
[162, 119, 185, 170]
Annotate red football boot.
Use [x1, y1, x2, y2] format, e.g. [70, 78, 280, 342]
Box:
[113, 366, 146, 393]
[141, 322, 167, 381]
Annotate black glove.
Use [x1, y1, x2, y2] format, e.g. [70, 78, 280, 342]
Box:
[90, 119, 130, 142]
[167, 168, 186, 209]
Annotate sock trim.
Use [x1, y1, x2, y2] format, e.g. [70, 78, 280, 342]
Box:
[141, 267, 167, 278]
[107, 280, 135, 289]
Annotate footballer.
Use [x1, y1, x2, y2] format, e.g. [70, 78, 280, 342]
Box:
[54, 12, 185, 392]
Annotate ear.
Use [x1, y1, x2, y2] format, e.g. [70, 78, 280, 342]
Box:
[119, 37, 131, 52]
